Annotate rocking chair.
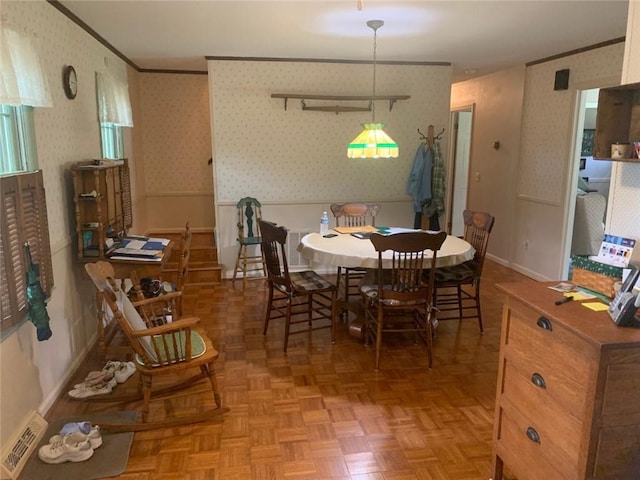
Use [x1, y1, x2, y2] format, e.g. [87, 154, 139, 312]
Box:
[83, 261, 228, 431]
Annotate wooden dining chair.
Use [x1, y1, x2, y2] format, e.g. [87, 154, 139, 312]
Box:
[84, 261, 228, 431]
[232, 197, 266, 291]
[259, 219, 337, 353]
[432, 210, 495, 333]
[330, 202, 381, 308]
[361, 230, 447, 370]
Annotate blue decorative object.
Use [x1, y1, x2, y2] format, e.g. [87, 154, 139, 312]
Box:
[24, 242, 52, 341]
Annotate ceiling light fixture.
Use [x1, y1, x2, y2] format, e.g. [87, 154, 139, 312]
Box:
[347, 20, 398, 159]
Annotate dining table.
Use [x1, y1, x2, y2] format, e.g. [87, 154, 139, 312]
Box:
[298, 227, 475, 270]
[297, 227, 476, 337]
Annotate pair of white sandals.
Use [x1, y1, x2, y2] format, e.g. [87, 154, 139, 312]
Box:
[68, 361, 136, 399]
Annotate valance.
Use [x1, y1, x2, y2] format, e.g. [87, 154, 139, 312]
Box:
[96, 71, 133, 127]
[0, 26, 52, 107]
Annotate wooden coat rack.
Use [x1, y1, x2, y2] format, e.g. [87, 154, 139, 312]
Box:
[417, 125, 445, 147]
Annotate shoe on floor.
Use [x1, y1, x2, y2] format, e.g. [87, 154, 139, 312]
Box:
[73, 371, 115, 389]
[68, 377, 117, 399]
[38, 432, 94, 464]
[59, 421, 92, 436]
[114, 361, 136, 383]
[51, 425, 102, 449]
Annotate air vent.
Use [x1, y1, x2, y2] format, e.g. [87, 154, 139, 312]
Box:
[1, 412, 47, 479]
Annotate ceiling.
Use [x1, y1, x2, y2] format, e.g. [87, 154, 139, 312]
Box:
[56, 0, 629, 83]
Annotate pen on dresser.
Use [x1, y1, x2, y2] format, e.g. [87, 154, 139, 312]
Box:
[555, 296, 574, 305]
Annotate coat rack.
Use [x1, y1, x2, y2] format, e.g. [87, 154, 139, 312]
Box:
[417, 125, 445, 147]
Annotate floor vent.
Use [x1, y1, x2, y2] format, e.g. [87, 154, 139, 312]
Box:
[1, 412, 47, 480]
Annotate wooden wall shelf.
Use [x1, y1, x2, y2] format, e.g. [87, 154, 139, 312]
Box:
[271, 93, 410, 113]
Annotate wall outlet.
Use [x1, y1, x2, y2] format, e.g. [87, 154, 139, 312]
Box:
[524, 240, 529, 250]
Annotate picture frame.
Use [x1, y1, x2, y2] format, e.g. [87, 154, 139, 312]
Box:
[581, 129, 595, 156]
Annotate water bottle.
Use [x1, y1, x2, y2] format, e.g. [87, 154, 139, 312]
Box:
[320, 211, 329, 235]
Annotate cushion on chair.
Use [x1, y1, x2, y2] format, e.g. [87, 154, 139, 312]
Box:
[434, 262, 475, 283]
[360, 284, 426, 306]
[134, 330, 206, 367]
[290, 270, 334, 291]
[239, 236, 261, 246]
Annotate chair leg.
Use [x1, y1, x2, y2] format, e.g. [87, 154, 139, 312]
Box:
[232, 245, 243, 288]
[201, 363, 222, 408]
[425, 309, 434, 369]
[456, 284, 463, 320]
[241, 248, 248, 292]
[141, 374, 152, 423]
[263, 284, 274, 335]
[475, 284, 484, 334]
[374, 308, 384, 371]
[283, 297, 293, 353]
[330, 290, 337, 344]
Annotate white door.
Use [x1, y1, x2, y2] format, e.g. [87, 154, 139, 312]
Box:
[448, 108, 473, 236]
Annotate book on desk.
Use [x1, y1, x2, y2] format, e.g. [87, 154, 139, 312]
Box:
[108, 236, 170, 262]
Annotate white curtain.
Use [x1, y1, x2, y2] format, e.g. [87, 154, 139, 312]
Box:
[96, 71, 133, 127]
[0, 26, 52, 107]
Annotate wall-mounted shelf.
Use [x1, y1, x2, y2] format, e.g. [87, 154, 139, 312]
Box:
[594, 81, 640, 163]
[271, 93, 410, 113]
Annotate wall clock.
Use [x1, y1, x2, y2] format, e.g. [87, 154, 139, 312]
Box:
[63, 65, 77, 100]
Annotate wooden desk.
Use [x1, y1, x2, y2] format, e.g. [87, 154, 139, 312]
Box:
[92, 241, 174, 361]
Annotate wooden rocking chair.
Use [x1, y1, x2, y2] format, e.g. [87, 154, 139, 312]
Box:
[83, 261, 229, 431]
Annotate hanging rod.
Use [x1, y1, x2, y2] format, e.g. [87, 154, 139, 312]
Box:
[271, 93, 410, 112]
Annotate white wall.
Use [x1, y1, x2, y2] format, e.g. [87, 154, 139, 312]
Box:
[208, 60, 453, 275]
[513, 43, 626, 280]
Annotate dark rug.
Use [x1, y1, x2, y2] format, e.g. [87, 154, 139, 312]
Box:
[20, 411, 137, 480]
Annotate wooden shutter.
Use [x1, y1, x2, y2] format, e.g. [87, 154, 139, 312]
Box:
[0, 170, 53, 331]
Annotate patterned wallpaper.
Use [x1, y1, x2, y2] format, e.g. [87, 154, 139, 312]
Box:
[3, 0, 131, 248]
[139, 73, 213, 194]
[208, 60, 452, 204]
[517, 43, 625, 204]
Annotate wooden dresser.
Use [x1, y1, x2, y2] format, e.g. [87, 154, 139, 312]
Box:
[492, 280, 640, 480]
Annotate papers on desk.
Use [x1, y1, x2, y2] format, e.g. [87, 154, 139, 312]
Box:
[108, 236, 170, 261]
[334, 225, 378, 234]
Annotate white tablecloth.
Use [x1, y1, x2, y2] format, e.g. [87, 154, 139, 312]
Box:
[298, 229, 475, 269]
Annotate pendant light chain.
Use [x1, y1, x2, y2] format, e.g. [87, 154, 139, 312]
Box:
[371, 25, 377, 123]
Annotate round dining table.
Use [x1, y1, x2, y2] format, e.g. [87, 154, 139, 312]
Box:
[298, 228, 475, 270]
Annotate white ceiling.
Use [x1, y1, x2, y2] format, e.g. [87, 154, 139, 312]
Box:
[57, 0, 630, 82]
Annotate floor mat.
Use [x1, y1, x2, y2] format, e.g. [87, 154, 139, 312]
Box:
[20, 410, 137, 480]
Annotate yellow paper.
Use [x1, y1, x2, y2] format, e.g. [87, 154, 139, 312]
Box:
[569, 292, 595, 301]
[582, 302, 609, 311]
[333, 225, 378, 234]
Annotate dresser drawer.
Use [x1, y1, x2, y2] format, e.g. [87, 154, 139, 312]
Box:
[500, 360, 584, 463]
[495, 405, 579, 480]
[504, 299, 596, 389]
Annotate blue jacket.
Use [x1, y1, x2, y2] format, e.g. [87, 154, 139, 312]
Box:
[406, 144, 432, 213]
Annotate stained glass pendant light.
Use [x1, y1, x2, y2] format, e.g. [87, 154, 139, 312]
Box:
[347, 20, 399, 159]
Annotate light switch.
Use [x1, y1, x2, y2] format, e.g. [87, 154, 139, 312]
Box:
[474, 172, 481, 182]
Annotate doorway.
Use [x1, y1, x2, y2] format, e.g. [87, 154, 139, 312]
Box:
[447, 106, 473, 236]
[563, 87, 612, 278]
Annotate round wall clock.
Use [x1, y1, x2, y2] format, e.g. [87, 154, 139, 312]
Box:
[63, 65, 78, 100]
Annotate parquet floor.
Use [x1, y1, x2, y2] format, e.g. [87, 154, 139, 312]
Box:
[46, 260, 527, 479]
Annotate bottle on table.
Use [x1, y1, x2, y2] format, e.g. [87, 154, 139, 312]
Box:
[320, 211, 329, 235]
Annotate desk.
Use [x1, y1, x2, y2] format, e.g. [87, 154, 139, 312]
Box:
[298, 229, 475, 270]
[298, 230, 475, 335]
[92, 241, 174, 361]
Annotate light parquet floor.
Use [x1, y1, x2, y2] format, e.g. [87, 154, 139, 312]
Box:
[45, 260, 526, 480]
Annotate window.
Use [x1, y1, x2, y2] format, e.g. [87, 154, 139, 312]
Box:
[100, 122, 124, 159]
[0, 170, 54, 334]
[0, 105, 37, 174]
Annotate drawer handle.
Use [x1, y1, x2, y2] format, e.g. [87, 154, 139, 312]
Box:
[526, 427, 541, 444]
[536, 316, 553, 331]
[531, 373, 547, 389]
